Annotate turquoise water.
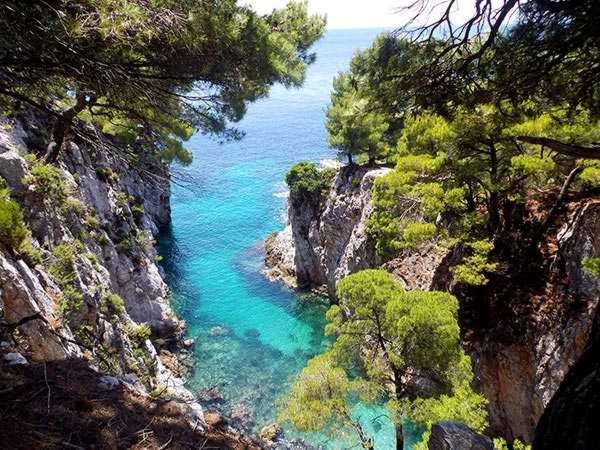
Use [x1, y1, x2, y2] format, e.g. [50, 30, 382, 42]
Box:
[160, 29, 411, 448]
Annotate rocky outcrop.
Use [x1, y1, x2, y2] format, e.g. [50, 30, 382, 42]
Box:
[466, 201, 600, 443]
[267, 160, 600, 444]
[428, 422, 493, 450]
[265, 164, 390, 297]
[0, 114, 206, 434]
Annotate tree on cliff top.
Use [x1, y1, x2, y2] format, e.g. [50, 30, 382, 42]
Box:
[0, 0, 326, 164]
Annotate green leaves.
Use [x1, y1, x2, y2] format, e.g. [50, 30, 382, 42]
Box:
[285, 162, 335, 196]
[1, 0, 326, 164]
[278, 352, 356, 433]
[0, 188, 28, 250]
[452, 240, 498, 286]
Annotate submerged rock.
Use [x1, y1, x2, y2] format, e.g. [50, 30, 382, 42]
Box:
[209, 325, 230, 337]
[259, 423, 283, 445]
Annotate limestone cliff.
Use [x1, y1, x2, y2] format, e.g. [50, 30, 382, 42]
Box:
[265, 164, 390, 297]
[0, 113, 256, 448]
[266, 164, 600, 444]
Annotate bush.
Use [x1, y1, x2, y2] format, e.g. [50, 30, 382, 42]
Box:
[127, 323, 152, 344]
[49, 242, 81, 285]
[59, 285, 84, 315]
[401, 222, 437, 250]
[103, 292, 126, 315]
[582, 257, 600, 277]
[0, 188, 28, 249]
[453, 240, 498, 286]
[23, 164, 68, 205]
[285, 162, 334, 195]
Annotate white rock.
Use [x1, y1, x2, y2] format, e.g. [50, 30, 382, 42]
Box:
[4, 352, 28, 366]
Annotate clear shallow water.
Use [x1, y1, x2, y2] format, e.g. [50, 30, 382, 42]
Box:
[159, 29, 416, 449]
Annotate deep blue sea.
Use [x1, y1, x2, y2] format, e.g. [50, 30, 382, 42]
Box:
[160, 29, 417, 449]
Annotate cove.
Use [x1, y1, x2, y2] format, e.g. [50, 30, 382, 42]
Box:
[159, 29, 408, 449]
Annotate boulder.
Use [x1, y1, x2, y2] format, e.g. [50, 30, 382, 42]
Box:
[428, 422, 493, 450]
[259, 423, 283, 445]
[204, 411, 226, 428]
[0, 150, 28, 193]
[4, 352, 28, 366]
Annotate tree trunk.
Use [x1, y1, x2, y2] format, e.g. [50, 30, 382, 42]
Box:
[347, 153, 354, 165]
[396, 423, 404, 450]
[488, 142, 501, 234]
[44, 91, 94, 163]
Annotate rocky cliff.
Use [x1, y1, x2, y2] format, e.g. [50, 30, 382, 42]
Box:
[266, 164, 390, 297]
[0, 113, 257, 448]
[266, 164, 600, 444]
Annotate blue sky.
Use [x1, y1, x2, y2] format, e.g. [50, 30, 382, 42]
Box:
[246, 0, 476, 30]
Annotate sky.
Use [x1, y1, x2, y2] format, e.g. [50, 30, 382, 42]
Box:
[246, 0, 476, 30]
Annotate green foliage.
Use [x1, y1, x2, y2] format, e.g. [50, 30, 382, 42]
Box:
[579, 163, 600, 188]
[0, 188, 42, 263]
[582, 257, 600, 277]
[285, 162, 335, 195]
[59, 285, 84, 315]
[494, 438, 532, 450]
[327, 78, 391, 163]
[127, 323, 152, 344]
[1, 0, 326, 165]
[408, 353, 488, 442]
[95, 166, 119, 184]
[23, 164, 68, 205]
[103, 292, 126, 315]
[131, 204, 145, 218]
[0, 188, 28, 250]
[453, 240, 498, 286]
[332, 269, 463, 398]
[290, 269, 479, 446]
[49, 242, 81, 285]
[279, 353, 354, 432]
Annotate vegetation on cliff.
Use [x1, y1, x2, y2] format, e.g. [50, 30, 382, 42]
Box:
[0, 0, 326, 164]
[324, 0, 599, 289]
[280, 270, 487, 448]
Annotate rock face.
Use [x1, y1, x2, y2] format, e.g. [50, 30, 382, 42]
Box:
[467, 201, 600, 442]
[428, 421, 493, 450]
[533, 309, 600, 450]
[0, 114, 204, 430]
[266, 164, 391, 297]
[267, 161, 600, 444]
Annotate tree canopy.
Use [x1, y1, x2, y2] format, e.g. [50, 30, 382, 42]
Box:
[0, 0, 326, 164]
[281, 270, 486, 448]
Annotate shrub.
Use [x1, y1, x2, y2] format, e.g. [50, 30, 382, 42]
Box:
[285, 162, 334, 195]
[582, 257, 600, 277]
[131, 204, 145, 218]
[127, 323, 152, 344]
[401, 222, 437, 250]
[95, 166, 119, 183]
[453, 240, 498, 286]
[49, 242, 81, 285]
[59, 285, 84, 315]
[23, 163, 68, 205]
[103, 292, 126, 315]
[0, 188, 28, 249]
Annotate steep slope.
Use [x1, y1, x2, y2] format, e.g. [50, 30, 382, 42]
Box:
[0, 113, 257, 449]
[266, 164, 600, 443]
[266, 164, 390, 297]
